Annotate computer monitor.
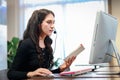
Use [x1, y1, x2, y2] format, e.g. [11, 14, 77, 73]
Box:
[89, 11, 120, 66]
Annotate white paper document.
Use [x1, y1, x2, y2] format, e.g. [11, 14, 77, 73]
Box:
[64, 44, 85, 61]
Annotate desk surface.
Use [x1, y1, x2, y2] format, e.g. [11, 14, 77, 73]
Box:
[0, 67, 120, 80]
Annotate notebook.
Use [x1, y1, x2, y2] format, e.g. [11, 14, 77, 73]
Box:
[60, 67, 93, 76]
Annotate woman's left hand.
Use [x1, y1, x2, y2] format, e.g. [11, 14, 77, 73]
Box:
[60, 56, 76, 72]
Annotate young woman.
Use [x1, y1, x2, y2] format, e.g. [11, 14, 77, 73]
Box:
[7, 9, 76, 80]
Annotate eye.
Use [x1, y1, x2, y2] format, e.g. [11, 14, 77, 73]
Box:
[46, 20, 55, 24]
[46, 21, 52, 24]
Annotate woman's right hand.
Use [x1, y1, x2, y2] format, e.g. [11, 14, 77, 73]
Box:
[27, 68, 52, 78]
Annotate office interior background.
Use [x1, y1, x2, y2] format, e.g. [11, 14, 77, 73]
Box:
[0, 0, 120, 70]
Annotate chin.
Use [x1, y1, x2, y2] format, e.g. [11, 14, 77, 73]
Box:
[47, 33, 52, 36]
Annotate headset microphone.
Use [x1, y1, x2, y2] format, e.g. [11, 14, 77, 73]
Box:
[53, 28, 57, 34]
[54, 30, 57, 34]
[53, 28, 57, 54]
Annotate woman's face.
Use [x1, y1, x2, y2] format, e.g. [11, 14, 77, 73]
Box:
[40, 13, 55, 36]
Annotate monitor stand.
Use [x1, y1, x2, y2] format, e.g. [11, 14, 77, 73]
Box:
[96, 40, 120, 75]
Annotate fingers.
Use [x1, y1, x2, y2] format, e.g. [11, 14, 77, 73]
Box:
[65, 56, 76, 67]
[60, 56, 76, 72]
[28, 68, 52, 77]
[35, 72, 48, 77]
[36, 68, 52, 74]
[65, 56, 76, 66]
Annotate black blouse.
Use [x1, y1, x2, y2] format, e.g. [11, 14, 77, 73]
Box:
[7, 38, 60, 80]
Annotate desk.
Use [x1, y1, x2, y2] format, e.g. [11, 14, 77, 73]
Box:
[0, 67, 120, 80]
[0, 69, 8, 80]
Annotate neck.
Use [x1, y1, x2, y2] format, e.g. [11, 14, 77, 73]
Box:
[39, 34, 46, 48]
[39, 34, 46, 40]
[39, 37, 45, 48]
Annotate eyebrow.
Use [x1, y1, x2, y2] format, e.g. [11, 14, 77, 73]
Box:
[46, 19, 55, 21]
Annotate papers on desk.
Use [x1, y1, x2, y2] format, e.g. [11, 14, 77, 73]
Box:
[60, 67, 93, 76]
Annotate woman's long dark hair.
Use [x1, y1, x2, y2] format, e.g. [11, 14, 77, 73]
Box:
[23, 9, 55, 68]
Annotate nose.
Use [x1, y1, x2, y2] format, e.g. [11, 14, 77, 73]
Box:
[51, 24, 55, 29]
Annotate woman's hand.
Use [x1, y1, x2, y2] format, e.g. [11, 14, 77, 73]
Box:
[60, 56, 76, 72]
[27, 68, 52, 78]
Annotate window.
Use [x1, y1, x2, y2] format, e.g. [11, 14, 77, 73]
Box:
[0, 0, 7, 70]
[0, 0, 7, 25]
[22, 0, 108, 68]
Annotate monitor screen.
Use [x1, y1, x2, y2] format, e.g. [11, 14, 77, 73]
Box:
[89, 11, 118, 64]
